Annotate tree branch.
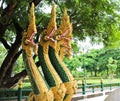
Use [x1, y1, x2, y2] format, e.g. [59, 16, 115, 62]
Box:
[12, 19, 23, 36]
[5, 50, 23, 79]
[0, 21, 22, 85]
[0, 38, 11, 49]
[3, 69, 27, 88]
[31, 0, 42, 6]
[2, 2, 17, 16]
[0, 1, 18, 40]
[36, 61, 41, 67]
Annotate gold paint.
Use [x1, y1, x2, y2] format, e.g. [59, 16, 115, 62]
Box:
[22, 3, 54, 101]
[54, 8, 78, 101]
[22, 3, 38, 56]
[55, 8, 72, 60]
[39, 3, 66, 101]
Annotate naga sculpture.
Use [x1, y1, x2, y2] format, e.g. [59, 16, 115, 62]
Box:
[22, 3, 54, 101]
[38, 3, 66, 101]
[21, 2, 77, 101]
[48, 8, 78, 101]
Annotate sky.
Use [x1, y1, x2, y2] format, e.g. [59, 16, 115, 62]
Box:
[78, 37, 104, 53]
[0, 0, 7, 9]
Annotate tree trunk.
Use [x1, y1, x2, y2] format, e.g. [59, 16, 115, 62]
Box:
[0, 36, 21, 87]
[4, 50, 22, 79]
[91, 71, 93, 76]
[0, 19, 23, 88]
[94, 70, 97, 77]
[3, 70, 27, 88]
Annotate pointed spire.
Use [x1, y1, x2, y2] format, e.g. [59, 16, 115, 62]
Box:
[57, 8, 72, 37]
[57, 8, 73, 59]
[46, 3, 57, 35]
[27, 3, 37, 38]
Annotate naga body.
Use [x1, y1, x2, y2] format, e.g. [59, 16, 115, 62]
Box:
[48, 8, 78, 101]
[22, 3, 54, 101]
[38, 4, 66, 101]
[21, 2, 77, 101]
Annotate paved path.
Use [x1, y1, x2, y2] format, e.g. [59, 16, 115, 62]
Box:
[72, 88, 115, 101]
[78, 95, 108, 101]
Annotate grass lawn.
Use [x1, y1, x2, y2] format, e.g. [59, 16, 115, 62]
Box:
[76, 77, 120, 85]
[18, 77, 120, 89]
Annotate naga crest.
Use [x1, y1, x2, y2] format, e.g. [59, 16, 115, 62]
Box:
[40, 3, 57, 53]
[27, 3, 37, 38]
[22, 3, 38, 56]
[40, 3, 57, 42]
[56, 8, 72, 40]
[56, 8, 72, 59]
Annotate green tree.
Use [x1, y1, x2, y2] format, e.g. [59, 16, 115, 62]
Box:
[64, 56, 82, 78]
[66, 48, 120, 78]
[56, 0, 120, 42]
[107, 57, 117, 80]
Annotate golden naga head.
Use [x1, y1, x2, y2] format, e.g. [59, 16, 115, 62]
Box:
[56, 8, 72, 40]
[27, 3, 37, 39]
[42, 3, 57, 39]
[56, 8, 73, 59]
[22, 3, 38, 56]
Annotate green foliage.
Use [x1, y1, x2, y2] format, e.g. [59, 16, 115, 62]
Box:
[12, 55, 25, 74]
[43, 0, 120, 45]
[4, 30, 16, 43]
[56, 0, 120, 42]
[65, 48, 120, 78]
[71, 70, 84, 78]
[0, 0, 120, 45]
[107, 24, 120, 48]
[71, 41, 80, 55]
[64, 55, 83, 77]
[0, 44, 7, 66]
[64, 56, 82, 71]
[107, 57, 117, 79]
[12, 1, 30, 30]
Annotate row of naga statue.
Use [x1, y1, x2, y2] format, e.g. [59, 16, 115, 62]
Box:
[21, 2, 77, 101]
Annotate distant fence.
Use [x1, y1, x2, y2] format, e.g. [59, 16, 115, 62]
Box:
[78, 79, 120, 95]
[0, 88, 31, 101]
[0, 81, 31, 101]
[0, 80, 120, 101]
